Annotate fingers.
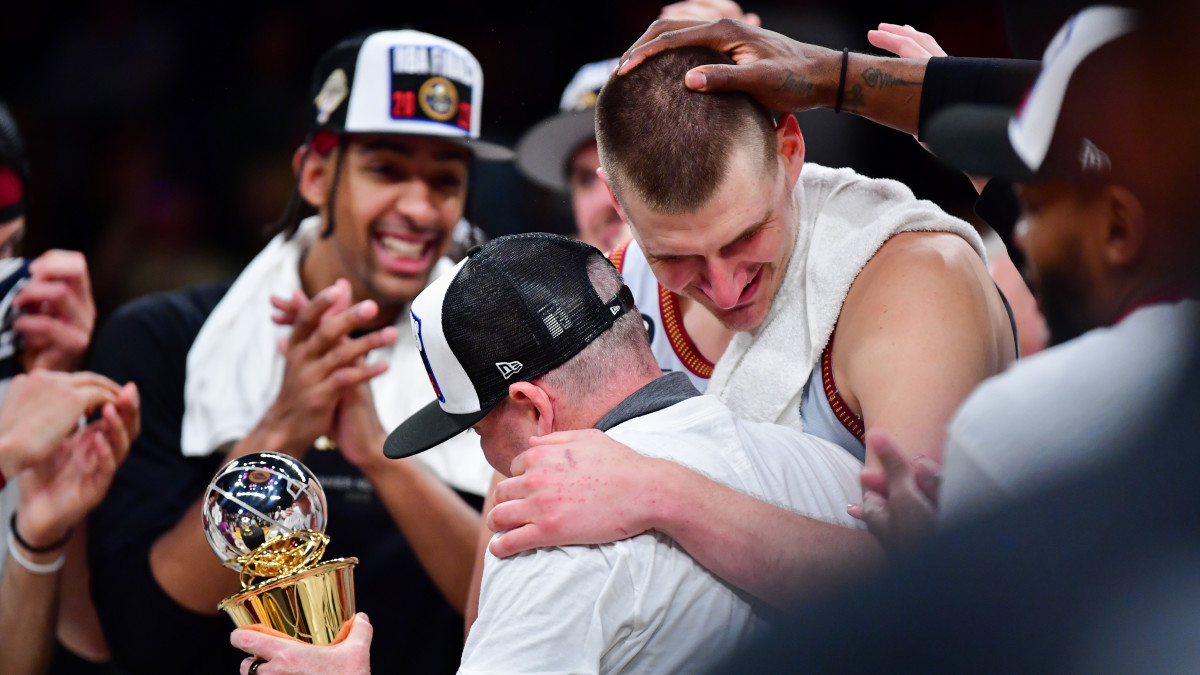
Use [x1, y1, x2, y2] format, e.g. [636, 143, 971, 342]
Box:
[29, 250, 92, 298]
[865, 428, 910, 480]
[684, 62, 766, 93]
[912, 456, 942, 505]
[620, 19, 715, 74]
[270, 289, 308, 326]
[14, 313, 90, 362]
[231, 626, 288, 660]
[317, 327, 397, 377]
[345, 613, 373, 647]
[867, 29, 920, 58]
[486, 496, 535, 534]
[742, 12, 760, 27]
[858, 467, 888, 496]
[320, 360, 389, 394]
[847, 502, 863, 520]
[289, 279, 350, 346]
[858, 489, 891, 536]
[488, 524, 544, 558]
[100, 401, 132, 466]
[303, 299, 381, 359]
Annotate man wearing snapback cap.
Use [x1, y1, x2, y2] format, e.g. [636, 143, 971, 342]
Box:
[87, 30, 508, 674]
[233, 232, 865, 674]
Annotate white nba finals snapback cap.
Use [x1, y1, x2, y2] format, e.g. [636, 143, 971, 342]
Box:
[384, 233, 635, 459]
[308, 29, 513, 161]
[515, 58, 619, 191]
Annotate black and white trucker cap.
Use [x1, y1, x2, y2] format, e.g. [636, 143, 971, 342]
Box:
[924, 6, 1138, 182]
[384, 232, 635, 459]
[309, 29, 513, 160]
[515, 58, 619, 191]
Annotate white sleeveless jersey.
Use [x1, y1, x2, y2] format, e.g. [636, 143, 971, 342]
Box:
[609, 239, 712, 392]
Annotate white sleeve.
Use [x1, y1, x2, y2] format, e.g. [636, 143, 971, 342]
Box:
[460, 541, 628, 675]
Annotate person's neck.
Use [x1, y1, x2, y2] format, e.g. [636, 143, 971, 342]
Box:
[558, 370, 661, 431]
[300, 235, 404, 330]
[677, 294, 735, 361]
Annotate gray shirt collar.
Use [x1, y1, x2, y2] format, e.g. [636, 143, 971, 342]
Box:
[593, 372, 701, 432]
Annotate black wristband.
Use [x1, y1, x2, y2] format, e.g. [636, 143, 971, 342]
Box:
[10, 511, 72, 554]
[835, 47, 849, 114]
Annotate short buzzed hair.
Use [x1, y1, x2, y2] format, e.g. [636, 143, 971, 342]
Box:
[595, 46, 777, 214]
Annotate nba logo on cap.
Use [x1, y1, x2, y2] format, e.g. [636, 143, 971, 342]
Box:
[412, 310, 445, 403]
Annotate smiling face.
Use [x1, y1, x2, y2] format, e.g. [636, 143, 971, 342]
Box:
[306, 133, 469, 314]
[621, 145, 799, 332]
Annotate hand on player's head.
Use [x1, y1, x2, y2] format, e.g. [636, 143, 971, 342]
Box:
[618, 19, 840, 114]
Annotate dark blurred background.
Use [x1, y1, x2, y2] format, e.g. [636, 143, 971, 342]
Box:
[0, 0, 1028, 321]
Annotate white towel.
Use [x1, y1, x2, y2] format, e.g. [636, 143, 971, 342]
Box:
[707, 164, 987, 430]
[181, 216, 493, 496]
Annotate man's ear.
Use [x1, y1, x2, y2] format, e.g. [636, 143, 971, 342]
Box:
[297, 146, 332, 209]
[508, 381, 554, 436]
[1100, 185, 1147, 269]
[776, 113, 806, 188]
[598, 168, 632, 227]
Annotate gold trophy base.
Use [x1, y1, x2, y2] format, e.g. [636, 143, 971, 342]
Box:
[219, 557, 358, 644]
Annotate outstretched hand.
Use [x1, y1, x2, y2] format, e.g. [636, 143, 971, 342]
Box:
[617, 18, 841, 113]
[487, 429, 656, 558]
[867, 23, 947, 59]
[231, 613, 374, 675]
[847, 429, 940, 559]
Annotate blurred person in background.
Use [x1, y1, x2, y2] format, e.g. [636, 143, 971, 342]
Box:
[0, 101, 141, 675]
[857, 5, 1199, 551]
[85, 30, 508, 674]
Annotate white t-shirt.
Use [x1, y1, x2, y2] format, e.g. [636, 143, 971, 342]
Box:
[940, 300, 1199, 525]
[461, 394, 864, 674]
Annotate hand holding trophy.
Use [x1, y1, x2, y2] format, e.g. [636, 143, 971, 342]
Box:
[203, 452, 358, 644]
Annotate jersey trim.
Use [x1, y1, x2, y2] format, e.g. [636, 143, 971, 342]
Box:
[821, 333, 865, 443]
[608, 239, 631, 272]
[659, 285, 715, 379]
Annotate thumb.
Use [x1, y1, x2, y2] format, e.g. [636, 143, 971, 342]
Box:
[685, 63, 745, 92]
[743, 12, 761, 27]
[866, 428, 909, 478]
[348, 613, 374, 644]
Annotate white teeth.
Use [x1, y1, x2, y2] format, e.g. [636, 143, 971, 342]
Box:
[379, 236, 424, 260]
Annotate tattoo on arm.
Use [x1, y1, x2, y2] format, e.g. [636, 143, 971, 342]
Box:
[861, 67, 921, 89]
[778, 71, 815, 97]
[842, 83, 865, 112]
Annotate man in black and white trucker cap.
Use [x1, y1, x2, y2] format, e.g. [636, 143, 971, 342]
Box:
[232, 232, 866, 673]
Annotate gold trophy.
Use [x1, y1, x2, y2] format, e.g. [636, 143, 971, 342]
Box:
[203, 452, 358, 644]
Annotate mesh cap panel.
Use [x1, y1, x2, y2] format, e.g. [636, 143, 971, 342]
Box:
[442, 233, 624, 409]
